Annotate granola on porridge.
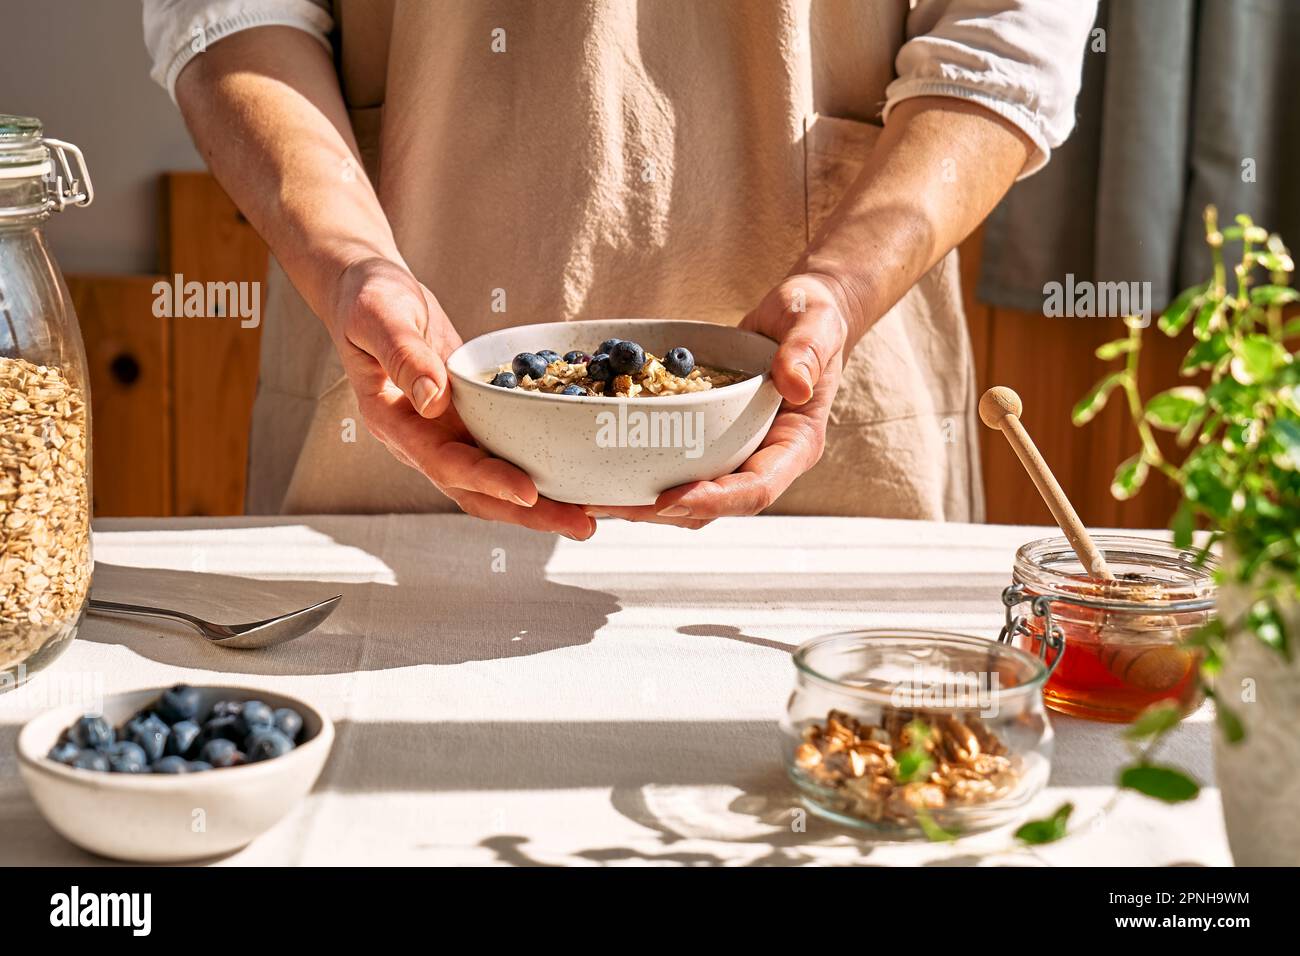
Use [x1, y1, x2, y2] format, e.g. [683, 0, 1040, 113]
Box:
[486, 337, 748, 398]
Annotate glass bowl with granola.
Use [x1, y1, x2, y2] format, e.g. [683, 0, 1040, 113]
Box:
[448, 319, 781, 506]
[783, 629, 1053, 838]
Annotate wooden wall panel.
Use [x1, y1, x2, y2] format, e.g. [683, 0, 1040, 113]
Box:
[960, 231, 1184, 531]
[159, 173, 268, 516]
[69, 275, 171, 516]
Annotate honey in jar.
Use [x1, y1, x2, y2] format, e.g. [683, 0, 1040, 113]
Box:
[1003, 536, 1215, 722]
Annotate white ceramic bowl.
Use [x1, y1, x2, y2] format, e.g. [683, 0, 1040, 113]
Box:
[17, 685, 334, 862]
[448, 319, 782, 506]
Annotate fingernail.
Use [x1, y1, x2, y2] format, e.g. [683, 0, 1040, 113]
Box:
[504, 493, 532, 508]
[658, 505, 691, 517]
[794, 360, 814, 388]
[411, 376, 437, 416]
[584, 508, 610, 518]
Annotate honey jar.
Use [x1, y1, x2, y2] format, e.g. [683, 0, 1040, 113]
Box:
[1000, 536, 1215, 723]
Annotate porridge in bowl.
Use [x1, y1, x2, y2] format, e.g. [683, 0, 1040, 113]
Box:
[486, 337, 749, 398]
[448, 319, 782, 505]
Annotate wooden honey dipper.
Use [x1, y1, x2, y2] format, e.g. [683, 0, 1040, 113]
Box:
[979, 387, 1190, 692]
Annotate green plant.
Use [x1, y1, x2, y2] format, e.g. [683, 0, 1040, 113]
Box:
[1073, 205, 1297, 658]
[1016, 209, 1296, 840]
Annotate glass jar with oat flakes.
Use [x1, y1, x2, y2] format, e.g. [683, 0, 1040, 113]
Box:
[0, 115, 94, 687]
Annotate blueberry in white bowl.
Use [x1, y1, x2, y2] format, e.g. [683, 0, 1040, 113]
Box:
[17, 684, 333, 862]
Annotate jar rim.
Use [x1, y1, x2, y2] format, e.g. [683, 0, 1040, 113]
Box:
[792, 628, 1049, 708]
[1012, 534, 1216, 609]
[0, 114, 47, 171]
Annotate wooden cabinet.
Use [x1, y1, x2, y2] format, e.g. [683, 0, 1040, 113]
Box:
[73, 173, 267, 517]
[69, 275, 172, 516]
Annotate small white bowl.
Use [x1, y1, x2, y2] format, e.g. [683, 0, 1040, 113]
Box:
[17, 685, 334, 863]
[448, 319, 782, 506]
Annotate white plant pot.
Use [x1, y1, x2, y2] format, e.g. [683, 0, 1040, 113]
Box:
[1214, 584, 1300, 866]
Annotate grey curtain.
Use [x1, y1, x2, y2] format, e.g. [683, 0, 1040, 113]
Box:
[978, 0, 1300, 313]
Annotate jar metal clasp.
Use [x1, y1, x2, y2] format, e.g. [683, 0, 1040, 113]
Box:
[998, 583, 1066, 676]
[41, 138, 93, 211]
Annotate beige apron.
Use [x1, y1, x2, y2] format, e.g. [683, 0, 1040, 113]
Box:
[249, 0, 984, 521]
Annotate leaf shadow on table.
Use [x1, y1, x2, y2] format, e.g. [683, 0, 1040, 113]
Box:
[322, 716, 983, 866]
[78, 522, 620, 676]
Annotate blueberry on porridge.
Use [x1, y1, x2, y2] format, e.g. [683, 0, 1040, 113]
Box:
[663, 347, 694, 377]
[487, 338, 749, 398]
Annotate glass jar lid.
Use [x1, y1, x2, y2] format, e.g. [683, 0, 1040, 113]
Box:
[0, 114, 93, 218]
[1012, 534, 1216, 611]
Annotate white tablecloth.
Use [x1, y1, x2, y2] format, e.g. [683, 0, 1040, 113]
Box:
[0, 515, 1228, 866]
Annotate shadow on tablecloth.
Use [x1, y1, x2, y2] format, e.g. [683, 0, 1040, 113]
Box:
[79, 520, 619, 676]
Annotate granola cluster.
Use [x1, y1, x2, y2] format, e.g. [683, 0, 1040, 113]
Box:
[488, 338, 748, 398]
[0, 356, 91, 670]
[793, 709, 1021, 827]
[504, 353, 745, 398]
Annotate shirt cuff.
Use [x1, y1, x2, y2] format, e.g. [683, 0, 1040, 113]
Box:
[150, 3, 334, 102]
[882, 77, 1052, 179]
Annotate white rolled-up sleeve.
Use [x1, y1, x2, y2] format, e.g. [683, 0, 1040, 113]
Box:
[883, 0, 1098, 177]
[142, 0, 334, 101]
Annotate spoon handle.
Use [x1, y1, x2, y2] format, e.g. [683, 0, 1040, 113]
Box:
[979, 387, 1115, 580]
[88, 599, 210, 633]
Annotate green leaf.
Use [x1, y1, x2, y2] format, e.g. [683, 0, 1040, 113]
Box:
[1015, 802, 1074, 845]
[1158, 283, 1206, 336]
[1119, 765, 1200, 803]
[1111, 453, 1149, 500]
[1183, 453, 1232, 515]
[1144, 386, 1206, 431]
[1246, 599, 1288, 654]
[1191, 618, 1227, 678]
[1232, 335, 1284, 385]
[1271, 419, 1300, 469]
[1073, 372, 1126, 426]
[1192, 297, 1221, 340]
[1257, 251, 1295, 273]
[1176, 407, 1208, 447]
[1095, 337, 1137, 361]
[1181, 332, 1230, 374]
[1250, 284, 1299, 306]
[1124, 702, 1183, 741]
[894, 720, 934, 784]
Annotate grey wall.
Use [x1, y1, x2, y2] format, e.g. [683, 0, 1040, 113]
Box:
[1, 0, 206, 273]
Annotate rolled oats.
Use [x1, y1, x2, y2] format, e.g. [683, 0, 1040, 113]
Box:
[0, 356, 90, 673]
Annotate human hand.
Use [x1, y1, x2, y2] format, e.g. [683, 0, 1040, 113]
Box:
[591, 274, 849, 528]
[328, 257, 595, 538]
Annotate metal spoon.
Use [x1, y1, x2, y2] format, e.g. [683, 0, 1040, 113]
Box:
[87, 596, 342, 649]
